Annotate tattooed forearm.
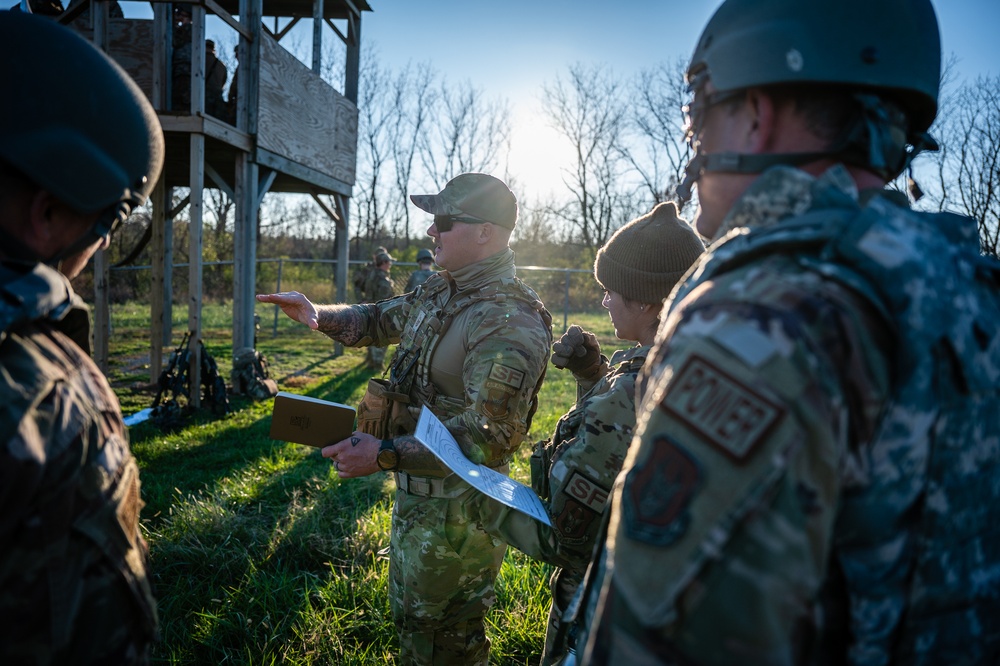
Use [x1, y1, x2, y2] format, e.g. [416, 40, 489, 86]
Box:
[395, 435, 441, 474]
[315, 305, 366, 345]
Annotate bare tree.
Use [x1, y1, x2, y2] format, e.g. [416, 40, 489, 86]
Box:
[353, 49, 396, 247]
[541, 63, 635, 250]
[389, 62, 437, 242]
[419, 80, 511, 184]
[949, 77, 1000, 256]
[622, 58, 693, 215]
[918, 72, 1000, 257]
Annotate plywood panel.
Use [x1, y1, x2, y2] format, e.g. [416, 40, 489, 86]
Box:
[257, 34, 357, 187]
[73, 18, 155, 99]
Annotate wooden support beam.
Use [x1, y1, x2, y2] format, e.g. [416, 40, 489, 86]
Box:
[257, 169, 277, 208]
[169, 194, 191, 219]
[92, 0, 111, 372]
[273, 17, 299, 42]
[205, 0, 252, 40]
[205, 162, 235, 200]
[310, 190, 339, 222]
[344, 12, 360, 103]
[325, 18, 346, 44]
[188, 132, 205, 408]
[152, 3, 169, 110]
[333, 192, 349, 357]
[150, 179, 169, 380]
[312, 0, 323, 74]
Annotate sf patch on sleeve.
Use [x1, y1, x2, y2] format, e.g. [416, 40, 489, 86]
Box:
[480, 362, 525, 419]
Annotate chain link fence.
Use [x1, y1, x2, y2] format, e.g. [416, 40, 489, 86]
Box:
[108, 258, 605, 334]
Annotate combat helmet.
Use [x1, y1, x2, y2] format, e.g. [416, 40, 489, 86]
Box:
[416, 248, 434, 263]
[0, 11, 164, 264]
[677, 0, 941, 201]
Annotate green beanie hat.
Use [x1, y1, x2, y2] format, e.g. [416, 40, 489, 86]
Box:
[594, 202, 704, 304]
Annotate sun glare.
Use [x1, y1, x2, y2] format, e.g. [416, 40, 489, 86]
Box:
[507, 108, 575, 203]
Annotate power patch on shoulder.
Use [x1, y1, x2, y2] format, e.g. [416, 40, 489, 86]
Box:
[622, 435, 701, 546]
[660, 355, 783, 462]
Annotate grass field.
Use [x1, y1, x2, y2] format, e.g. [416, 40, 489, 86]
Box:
[108, 301, 627, 665]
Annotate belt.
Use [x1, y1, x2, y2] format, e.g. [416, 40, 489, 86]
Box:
[394, 471, 468, 499]
[395, 464, 510, 500]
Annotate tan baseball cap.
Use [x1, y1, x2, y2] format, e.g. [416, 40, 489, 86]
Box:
[410, 173, 518, 229]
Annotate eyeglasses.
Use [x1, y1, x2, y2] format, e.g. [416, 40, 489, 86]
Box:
[682, 89, 744, 145]
[432, 214, 491, 232]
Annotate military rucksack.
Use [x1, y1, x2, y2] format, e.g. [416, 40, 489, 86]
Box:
[231, 346, 279, 401]
[151, 332, 230, 430]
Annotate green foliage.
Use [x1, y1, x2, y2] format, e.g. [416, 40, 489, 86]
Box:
[109, 303, 627, 665]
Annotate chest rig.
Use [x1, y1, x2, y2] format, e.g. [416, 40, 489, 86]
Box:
[358, 271, 551, 438]
[532, 348, 648, 502]
[674, 193, 1000, 662]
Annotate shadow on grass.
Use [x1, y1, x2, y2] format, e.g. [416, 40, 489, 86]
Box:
[144, 411, 394, 663]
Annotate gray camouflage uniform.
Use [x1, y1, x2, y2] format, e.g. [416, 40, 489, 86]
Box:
[0, 261, 157, 665]
[581, 165, 1000, 665]
[405, 267, 436, 293]
[348, 247, 551, 665]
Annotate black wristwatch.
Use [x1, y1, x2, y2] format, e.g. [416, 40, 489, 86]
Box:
[376, 438, 399, 472]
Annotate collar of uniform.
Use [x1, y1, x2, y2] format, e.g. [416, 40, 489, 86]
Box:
[609, 343, 650, 367]
[712, 164, 858, 242]
[444, 247, 516, 292]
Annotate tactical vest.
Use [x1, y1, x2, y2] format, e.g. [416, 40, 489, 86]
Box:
[0, 262, 157, 648]
[385, 271, 552, 432]
[674, 195, 1000, 662]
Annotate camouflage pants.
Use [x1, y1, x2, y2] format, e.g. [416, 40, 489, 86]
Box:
[389, 482, 507, 665]
[541, 567, 584, 666]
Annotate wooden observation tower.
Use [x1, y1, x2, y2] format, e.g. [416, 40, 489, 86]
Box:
[58, 0, 368, 404]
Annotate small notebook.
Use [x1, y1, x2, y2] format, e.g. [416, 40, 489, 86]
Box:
[269, 391, 357, 448]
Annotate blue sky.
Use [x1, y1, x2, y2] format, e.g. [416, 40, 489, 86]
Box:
[10, 0, 996, 201]
[364, 0, 998, 98]
[361, 0, 999, 200]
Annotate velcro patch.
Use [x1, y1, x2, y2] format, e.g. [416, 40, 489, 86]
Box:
[660, 355, 782, 462]
[481, 386, 513, 419]
[622, 436, 700, 546]
[555, 498, 598, 544]
[488, 363, 525, 389]
[562, 471, 609, 513]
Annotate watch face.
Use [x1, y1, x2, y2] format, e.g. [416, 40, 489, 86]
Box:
[378, 447, 398, 471]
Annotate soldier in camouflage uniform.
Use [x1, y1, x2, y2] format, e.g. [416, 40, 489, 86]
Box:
[580, 1, 1000, 664]
[258, 173, 552, 665]
[352, 245, 388, 302]
[363, 250, 395, 371]
[468, 202, 703, 665]
[0, 11, 163, 664]
[405, 247, 436, 293]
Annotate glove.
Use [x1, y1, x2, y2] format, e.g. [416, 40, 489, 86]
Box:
[551, 325, 607, 382]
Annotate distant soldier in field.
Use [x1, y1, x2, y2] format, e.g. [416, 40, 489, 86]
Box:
[0, 11, 162, 663]
[405, 247, 436, 293]
[352, 245, 388, 302]
[363, 250, 394, 371]
[258, 173, 552, 666]
[581, 0, 1000, 663]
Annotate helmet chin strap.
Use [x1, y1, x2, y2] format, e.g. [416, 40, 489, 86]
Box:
[47, 200, 131, 268]
[675, 149, 830, 205]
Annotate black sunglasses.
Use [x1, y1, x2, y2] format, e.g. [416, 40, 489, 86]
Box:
[433, 214, 491, 232]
